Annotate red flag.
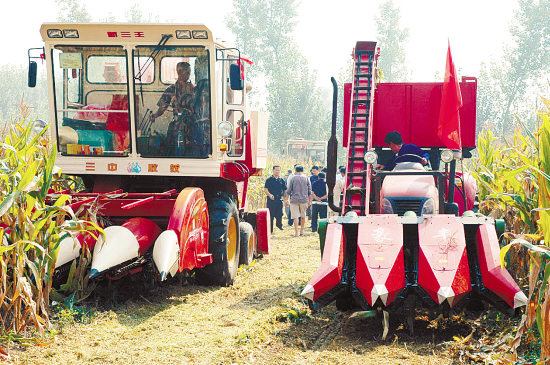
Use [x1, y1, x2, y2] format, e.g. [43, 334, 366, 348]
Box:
[438, 41, 463, 150]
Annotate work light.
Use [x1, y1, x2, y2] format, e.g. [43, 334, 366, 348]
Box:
[218, 121, 233, 138]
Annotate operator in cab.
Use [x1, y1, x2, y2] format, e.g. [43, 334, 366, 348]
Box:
[150, 61, 195, 155]
[377, 131, 430, 171]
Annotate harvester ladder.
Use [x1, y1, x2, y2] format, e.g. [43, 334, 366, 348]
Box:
[344, 42, 377, 216]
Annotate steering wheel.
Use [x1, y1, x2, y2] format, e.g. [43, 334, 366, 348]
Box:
[393, 154, 425, 164]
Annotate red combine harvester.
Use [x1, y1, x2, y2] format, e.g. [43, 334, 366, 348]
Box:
[302, 41, 526, 331]
[29, 23, 270, 286]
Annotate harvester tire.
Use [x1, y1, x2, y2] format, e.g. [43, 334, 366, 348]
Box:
[195, 192, 240, 286]
[239, 222, 255, 265]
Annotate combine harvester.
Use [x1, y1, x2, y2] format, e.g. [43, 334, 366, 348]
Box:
[29, 23, 270, 286]
[302, 41, 527, 333]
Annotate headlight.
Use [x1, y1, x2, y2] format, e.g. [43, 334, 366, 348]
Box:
[218, 121, 233, 138]
[364, 150, 378, 165]
[32, 119, 47, 134]
[47, 29, 63, 38]
[63, 30, 79, 38]
[441, 149, 454, 163]
[176, 30, 191, 39]
[421, 198, 435, 215]
[192, 30, 208, 39]
[381, 198, 394, 214]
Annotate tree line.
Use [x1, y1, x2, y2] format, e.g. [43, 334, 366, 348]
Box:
[2, 0, 549, 146]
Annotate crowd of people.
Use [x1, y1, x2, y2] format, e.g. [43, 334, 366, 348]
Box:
[263, 164, 346, 237]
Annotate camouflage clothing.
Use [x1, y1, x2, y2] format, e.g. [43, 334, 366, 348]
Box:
[158, 80, 194, 155]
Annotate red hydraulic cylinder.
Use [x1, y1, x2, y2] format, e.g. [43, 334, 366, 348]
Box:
[418, 215, 471, 307]
[301, 223, 345, 301]
[476, 224, 527, 308]
[355, 215, 405, 306]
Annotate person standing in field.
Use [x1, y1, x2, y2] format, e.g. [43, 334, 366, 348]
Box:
[283, 169, 293, 225]
[264, 165, 286, 233]
[311, 172, 328, 232]
[285, 165, 311, 237]
[329, 167, 345, 218]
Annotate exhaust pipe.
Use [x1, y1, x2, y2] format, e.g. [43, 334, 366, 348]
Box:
[327, 77, 341, 213]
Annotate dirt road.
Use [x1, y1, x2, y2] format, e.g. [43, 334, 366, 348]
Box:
[11, 225, 461, 364]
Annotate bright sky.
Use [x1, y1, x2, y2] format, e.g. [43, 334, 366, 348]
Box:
[4, 0, 517, 85]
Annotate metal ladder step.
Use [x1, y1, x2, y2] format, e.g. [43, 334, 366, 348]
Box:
[356, 61, 373, 67]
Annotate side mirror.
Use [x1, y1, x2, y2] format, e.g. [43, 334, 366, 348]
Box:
[28, 61, 37, 88]
[229, 63, 244, 90]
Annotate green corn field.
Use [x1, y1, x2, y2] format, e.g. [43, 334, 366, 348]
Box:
[1, 101, 550, 361]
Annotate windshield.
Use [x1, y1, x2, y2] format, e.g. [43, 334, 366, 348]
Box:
[133, 46, 211, 158]
[52, 45, 130, 156]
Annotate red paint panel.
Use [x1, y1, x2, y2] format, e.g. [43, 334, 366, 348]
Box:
[356, 215, 405, 306]
[476, 224, 522, 308]
[167, 188, 210, 271]
[307, 223, 345, 300]
[418, 215, 471, 307]
[373, 78, 477, 148]
[121, 217, 162, 255]
[98, 199, 176, 217]
[256, 208, 270, 254]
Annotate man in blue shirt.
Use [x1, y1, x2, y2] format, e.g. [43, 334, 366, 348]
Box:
[378, 131, 430, 171]
[311, 172, 328, 232]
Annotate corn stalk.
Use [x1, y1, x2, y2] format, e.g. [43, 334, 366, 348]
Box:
[0, 120, 101, 344]
[472, 97, 550, 362]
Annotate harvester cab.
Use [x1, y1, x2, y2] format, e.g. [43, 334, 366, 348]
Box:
[303, 41, 527, 333]
[30, 23, 270, 287]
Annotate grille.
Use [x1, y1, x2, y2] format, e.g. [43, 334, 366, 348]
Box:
[388, 198, 426, 216]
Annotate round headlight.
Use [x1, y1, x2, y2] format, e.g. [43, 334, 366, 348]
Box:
[218, 121, 233, 138]
[381, 198, 394, 214]
[32, 119, 47, 134]
[441, 149, 454, 163]
[420, 198, 435, 215]
[364, 150, 378, 164]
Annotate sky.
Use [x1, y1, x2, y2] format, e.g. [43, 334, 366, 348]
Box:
[3, 0, 518, 86]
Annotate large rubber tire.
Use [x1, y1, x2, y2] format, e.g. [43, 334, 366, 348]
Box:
[239, 222, 255, 266]
[195, 192, 240, 286]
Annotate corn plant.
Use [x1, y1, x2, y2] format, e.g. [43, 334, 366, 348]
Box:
[0, 120, 101, 344]
[471, 97, 550, 363]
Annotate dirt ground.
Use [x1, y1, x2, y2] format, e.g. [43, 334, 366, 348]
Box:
[7, 223, 471, 364]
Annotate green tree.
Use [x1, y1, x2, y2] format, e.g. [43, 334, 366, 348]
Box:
[227, 0, 329, 152]
[54, 0, 92, 22]
[375, 0, 409, 82]
[125, 3, 160, 23]
[477, 0, 550, 137]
